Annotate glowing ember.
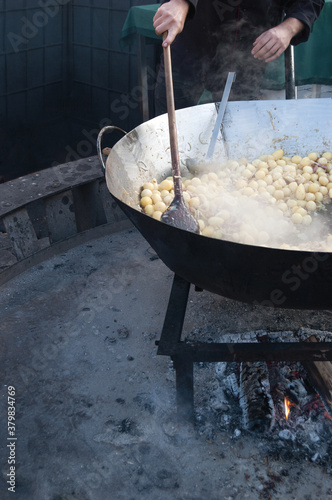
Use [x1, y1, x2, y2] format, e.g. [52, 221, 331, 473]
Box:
[284, 396, 294, 420]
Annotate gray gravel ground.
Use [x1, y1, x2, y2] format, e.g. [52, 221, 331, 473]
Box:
[1, 227, 332, 500]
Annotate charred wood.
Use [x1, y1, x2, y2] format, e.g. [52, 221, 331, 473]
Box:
[303, 336, 332, 417]
[239, 361, 275, 432]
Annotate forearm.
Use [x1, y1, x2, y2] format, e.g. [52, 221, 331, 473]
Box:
[280, 17, 305, 40]
[251, 16, 305, 63]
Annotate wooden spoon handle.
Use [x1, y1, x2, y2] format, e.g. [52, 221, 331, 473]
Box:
[163, 33, 182, 195]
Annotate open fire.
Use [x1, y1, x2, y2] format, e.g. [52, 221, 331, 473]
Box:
[284, 396, 295, 421]
[188, 326, 332, 468]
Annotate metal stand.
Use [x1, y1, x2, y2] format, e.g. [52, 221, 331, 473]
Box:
[156, 274, 332, 423]
[285, 45, 297, 99]
[137, 34, 149, 122]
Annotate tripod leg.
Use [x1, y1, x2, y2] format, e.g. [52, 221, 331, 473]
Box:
[173, 355, 194, 423]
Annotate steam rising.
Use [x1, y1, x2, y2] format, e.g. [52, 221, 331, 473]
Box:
[140, 145, 332, 252]
[182, 154, 332, 251]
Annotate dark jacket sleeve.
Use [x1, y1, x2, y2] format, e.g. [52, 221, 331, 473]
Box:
[284, 0, 325, 45]
[184, 0, 198, 18]
[186, 0, 198, 11]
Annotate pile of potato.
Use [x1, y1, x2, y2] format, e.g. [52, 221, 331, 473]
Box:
[139, 149, 332, 250]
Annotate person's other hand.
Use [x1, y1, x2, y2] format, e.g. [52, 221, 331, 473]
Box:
[153, 0, 190, 47]
[251, 18, 304, 63]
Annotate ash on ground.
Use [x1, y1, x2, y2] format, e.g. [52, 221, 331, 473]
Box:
[1, 228, 332, 499]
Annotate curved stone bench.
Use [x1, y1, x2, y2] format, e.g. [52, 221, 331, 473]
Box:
[0, 156, 131, 285]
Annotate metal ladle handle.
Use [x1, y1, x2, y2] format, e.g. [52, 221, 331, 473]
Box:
[97, 126, 127, 171]
[206, 71, 235, 160]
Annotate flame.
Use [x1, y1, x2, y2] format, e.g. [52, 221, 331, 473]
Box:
[284, 396, 293, 420]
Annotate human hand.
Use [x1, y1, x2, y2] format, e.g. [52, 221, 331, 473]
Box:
[153, 0, 190, 47]
[251, 18, 304, 63]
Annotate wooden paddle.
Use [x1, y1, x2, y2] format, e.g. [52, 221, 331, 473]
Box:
[160, 34, 200, 233]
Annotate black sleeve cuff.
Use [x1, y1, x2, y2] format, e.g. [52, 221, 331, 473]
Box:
[285, 15, 310, 46]
[285, 1, 325, 46]
[187, 0, 198, 17]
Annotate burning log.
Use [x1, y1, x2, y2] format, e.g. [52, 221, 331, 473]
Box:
[239, 361, 275, 432]
[302, 335, 332, 417]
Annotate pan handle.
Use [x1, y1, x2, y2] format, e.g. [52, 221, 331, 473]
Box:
[97, 126, 127, 171]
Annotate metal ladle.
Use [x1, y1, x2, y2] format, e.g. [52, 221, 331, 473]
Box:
[186, 71, 236, 175]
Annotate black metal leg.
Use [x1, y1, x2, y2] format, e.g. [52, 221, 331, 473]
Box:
[173, 355, 194, 423]
[157, 274, 191, 355]
[156, 275, 194, 421]
[156, 273, 332, 424]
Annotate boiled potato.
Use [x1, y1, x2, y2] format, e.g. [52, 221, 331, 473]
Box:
[139, 147, 332, 250]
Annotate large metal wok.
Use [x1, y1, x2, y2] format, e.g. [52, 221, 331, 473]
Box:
[99, 99, 332, 310]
